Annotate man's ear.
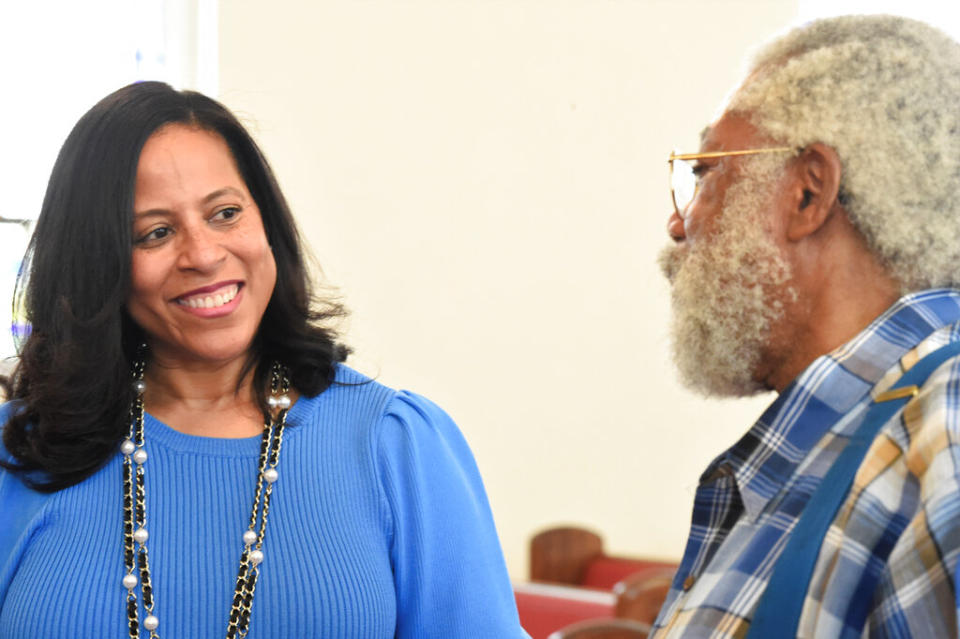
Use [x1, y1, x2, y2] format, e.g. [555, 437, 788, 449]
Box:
[785, 143, 843, 242]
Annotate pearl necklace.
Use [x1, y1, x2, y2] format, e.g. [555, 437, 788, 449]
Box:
[120, 360, 292, 639]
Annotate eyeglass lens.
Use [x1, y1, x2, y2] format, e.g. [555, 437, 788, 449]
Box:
[671, 159, 697, 216]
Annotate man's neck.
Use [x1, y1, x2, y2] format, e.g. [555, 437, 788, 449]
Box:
[764, 214, 901, 392]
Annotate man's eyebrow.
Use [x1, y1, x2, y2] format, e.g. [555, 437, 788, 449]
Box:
[699, 126, 712, 146]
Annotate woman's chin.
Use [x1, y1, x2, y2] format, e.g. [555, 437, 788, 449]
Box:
[148, 339, 256, 369]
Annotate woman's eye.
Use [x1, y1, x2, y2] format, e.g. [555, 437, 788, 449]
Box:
[136, 227, 172, 245]
[212, 206, 241, 222]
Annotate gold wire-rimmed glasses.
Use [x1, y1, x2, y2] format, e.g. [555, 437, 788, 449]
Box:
[669, 147, 795, 219]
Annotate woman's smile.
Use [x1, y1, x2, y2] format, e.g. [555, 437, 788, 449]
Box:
[174, 281, 243, 314]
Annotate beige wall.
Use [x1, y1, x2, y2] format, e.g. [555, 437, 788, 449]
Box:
[218, 0, 800, 579]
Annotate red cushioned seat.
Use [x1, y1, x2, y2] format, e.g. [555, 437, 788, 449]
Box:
[514, 582, 616, 639]
[582, 557, 679, 591]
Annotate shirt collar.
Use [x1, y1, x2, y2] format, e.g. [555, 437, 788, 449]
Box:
[700, 288, 960, 520]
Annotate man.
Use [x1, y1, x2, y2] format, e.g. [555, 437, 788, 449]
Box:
[655, 15, 960, 638]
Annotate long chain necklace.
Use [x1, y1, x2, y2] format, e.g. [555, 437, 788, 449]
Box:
[120, 360, 292, 639]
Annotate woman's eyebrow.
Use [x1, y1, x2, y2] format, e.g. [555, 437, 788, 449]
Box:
[203, 186, 246, 204]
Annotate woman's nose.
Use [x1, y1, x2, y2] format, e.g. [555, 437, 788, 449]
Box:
[177, 227, 226, 271]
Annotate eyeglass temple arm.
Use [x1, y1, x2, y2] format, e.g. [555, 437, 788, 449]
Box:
[669, 147, 796, 162]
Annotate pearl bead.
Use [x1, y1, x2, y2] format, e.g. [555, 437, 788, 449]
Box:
[133, 379, 147, 395]
[243, 530, 257, 546]
[144, 615, 159, 631]
[132, 448, 148, 465]
[120, 440, 136, 455]
[123, 573, 138, 590]
[249, 549, 264, 566]
[266, 396, 278, 409]
[133, 527, 149, 544]
[263, 468, 279, 483]
[276, 395, 291, 409]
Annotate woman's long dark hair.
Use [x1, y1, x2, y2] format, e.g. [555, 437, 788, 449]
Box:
[1, 81, 348, 492]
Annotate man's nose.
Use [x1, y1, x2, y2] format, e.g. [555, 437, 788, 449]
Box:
[667, 209, 686, 242]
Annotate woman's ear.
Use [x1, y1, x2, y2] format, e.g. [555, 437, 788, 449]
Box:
[785, 143, 843, 242]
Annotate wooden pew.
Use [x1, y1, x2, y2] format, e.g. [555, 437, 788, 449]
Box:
[530, 526, 678, 591]
[518, 525, 677, 636]
[612, 568, 675, 627]
[547, 618, 651, 639]
[514, 581, 616, 639]
[515, 572, 669, 639]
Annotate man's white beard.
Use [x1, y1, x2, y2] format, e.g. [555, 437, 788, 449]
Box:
[659, 156, 794, 397]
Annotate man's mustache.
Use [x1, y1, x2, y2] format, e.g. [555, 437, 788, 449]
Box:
[658, 244, 685, 283]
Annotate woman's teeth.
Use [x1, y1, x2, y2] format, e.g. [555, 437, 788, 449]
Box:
[177, 284, 239, 309]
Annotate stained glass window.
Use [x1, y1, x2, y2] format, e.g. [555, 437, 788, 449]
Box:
[0, 0, 216, 362]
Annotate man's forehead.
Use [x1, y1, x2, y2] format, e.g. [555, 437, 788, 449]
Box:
[697, 113, 761, 151]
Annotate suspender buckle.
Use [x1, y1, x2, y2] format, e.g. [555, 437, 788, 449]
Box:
[874, 385, 919, 402]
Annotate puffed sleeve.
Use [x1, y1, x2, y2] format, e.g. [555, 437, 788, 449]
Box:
[373, 390, 529, 638]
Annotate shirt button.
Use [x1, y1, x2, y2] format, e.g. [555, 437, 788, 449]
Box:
[683, 574, 696, 591]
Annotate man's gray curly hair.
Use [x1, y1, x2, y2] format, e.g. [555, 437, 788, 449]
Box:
[729, 14, 960, 291]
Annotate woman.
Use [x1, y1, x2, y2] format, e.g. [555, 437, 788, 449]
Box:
[0, 82, 527, 638]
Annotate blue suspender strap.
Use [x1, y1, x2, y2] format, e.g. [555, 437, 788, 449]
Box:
[746, 340, 960, 639]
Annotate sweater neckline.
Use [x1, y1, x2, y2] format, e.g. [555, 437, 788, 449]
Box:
[141, 396, 310, 457]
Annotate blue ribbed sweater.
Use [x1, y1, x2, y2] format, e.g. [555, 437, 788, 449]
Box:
[0, 366, 527, 638]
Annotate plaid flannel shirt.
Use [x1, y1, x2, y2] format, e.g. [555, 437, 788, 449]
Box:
[652, 289, 960, 638]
